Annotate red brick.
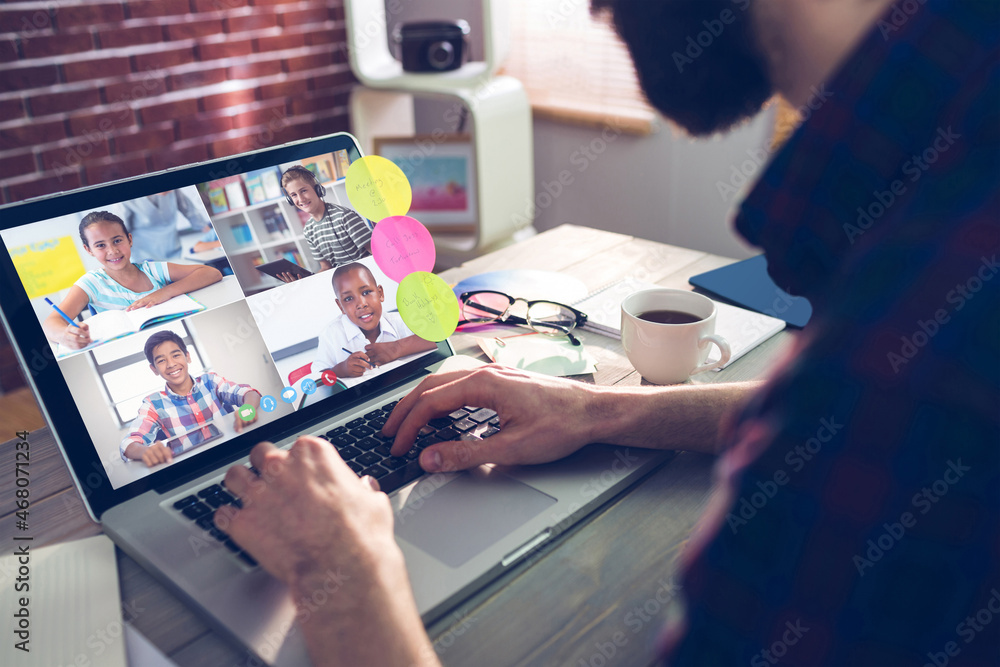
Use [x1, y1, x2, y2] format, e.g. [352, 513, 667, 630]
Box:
[139, 98, 199, 124]
[31, 88, 103, 116]
[0, 8, 53, 34]
[328, 5, 345, 22]
[0, 64, 59, 94]
[250, 0, 301, 6]
[258, 78, 305, 101]
[85, 155, 149, 186]
[127, 0, 191, 20]
[306, 68, 354, 91]
[231, 102, 286, 129]
[254, 32, 306, 52]
[0, 151, 36, 180]
[38, 137, 112, 172]
[177, 112, 233, 139]
[197, 38, 254, 61]
[114, 124, 176, 154]
[6, 172, 83, 204]
[165, 18, 224, 41]
[68, 108, 137, 138]
[305, 25, 345, 47]
[21, 31, 94, 59]
[284, 50, 334, 72]
[0, 119, 67, 151]
[291, 91, 347, 115]
[148, 142, 209, 171]
[103, 76, 169, 105]
[63, 57, 132, 83]
[168, 67, 228, 91]
[55, 3, 126, 29]
[0, 38, 18, 63]
[0, 97, 26, 121]
[201, 88, 257, 111]
[278, 7, 330, 28]
[100, 24, 164, 49]
[132, 45, 197, 71]
[194, 0, 249, 11]
[227, 58, 283, 80]
[224, 12, 277, 33]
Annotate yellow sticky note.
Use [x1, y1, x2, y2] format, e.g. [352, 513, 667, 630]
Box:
[9, 236, 86, 299]
[397, 272, 459, 342]
[345, 156, 412, 223]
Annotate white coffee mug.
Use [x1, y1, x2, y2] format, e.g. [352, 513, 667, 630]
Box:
[620, 289, 731, 385]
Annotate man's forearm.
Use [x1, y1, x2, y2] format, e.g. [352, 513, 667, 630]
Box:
[588, 381, 762, 455]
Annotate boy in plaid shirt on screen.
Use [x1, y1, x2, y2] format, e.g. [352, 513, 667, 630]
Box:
[120, 330, 261, 468]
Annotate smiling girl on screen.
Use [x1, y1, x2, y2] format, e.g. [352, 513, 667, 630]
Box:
[41, 211, 222, 351]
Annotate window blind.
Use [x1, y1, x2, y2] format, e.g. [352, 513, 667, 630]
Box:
[501, 1, 656, 134]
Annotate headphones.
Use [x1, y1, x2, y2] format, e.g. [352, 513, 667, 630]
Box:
[281, 166, 327, 206]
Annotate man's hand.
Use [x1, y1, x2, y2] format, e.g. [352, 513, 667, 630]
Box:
[142, 441, 173, 467]
[214, 438, 438, 666]
[384, 365, 602, 473]
[276, 271, 303, 283]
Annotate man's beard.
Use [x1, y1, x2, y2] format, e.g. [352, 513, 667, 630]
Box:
[594, 0, 773, 136]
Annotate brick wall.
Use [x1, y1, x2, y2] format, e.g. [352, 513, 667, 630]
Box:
[0, 0, 356, 205]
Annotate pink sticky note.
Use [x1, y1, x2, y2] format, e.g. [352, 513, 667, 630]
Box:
[371, 215, 436, 283]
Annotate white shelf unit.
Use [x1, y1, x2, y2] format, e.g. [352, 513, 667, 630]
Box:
[212, 178, 355, 295]
[345, 0, 536, 264]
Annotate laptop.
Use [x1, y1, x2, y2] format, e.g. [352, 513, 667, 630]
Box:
[0, 132, 671, 665]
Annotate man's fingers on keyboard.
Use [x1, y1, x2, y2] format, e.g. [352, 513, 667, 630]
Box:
[383, 369, 473, 435]
[420, 437, 502, 473]
[389, 373, 482, 455]
[248, 441, 282, 479]
[223, 464, 257, 499]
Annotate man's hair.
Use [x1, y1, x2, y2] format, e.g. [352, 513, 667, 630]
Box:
[144, 330, 188, 365]
[331, 262, 377, 298]
[79, 211, 129, 248]
[589, 0, 772, 136]
[280, 165, 320, 190]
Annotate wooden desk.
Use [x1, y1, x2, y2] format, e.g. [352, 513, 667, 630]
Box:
[0, 225, 793, 666]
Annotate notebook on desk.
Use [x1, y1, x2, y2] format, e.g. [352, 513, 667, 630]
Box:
[0, 132, 670, 666]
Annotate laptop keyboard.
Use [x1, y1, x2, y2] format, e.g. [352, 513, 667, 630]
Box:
[169, 400, 501, 568]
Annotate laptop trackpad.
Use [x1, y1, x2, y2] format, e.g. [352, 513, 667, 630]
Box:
[394, 468, 557, 568]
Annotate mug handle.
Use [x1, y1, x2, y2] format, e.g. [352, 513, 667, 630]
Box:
[693, 334, 731, 374]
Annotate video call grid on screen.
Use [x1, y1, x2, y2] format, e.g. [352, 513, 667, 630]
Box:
[0, 139, 440, 492]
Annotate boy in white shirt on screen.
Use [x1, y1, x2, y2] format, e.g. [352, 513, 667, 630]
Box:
[312, 262, 435, 379]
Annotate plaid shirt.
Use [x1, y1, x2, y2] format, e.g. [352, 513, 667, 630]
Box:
[119, 372, 254, 460]
[665, 1, 999, 665]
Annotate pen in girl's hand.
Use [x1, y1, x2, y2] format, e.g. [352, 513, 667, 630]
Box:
[45, 298, 81, 328]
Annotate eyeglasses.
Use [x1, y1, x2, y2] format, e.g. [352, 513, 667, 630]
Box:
[458, 290, 589, 345]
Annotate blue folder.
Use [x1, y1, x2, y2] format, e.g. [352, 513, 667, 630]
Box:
[689, 255, 812, 328]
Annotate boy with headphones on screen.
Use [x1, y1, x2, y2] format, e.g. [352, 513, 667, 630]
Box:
[277, 165, 373, 282]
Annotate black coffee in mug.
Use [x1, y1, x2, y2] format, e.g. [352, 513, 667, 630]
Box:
[637, 309, 703, 325]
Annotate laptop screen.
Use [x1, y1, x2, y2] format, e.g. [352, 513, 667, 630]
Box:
[0, 133, 450, 515]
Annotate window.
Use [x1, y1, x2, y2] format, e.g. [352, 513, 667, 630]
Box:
[502, 0, 656, 134]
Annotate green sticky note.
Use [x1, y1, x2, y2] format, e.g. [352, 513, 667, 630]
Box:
[397, 272, 459, 342]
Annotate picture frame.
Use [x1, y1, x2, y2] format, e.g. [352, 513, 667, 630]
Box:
[372, 135, 477, 233]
